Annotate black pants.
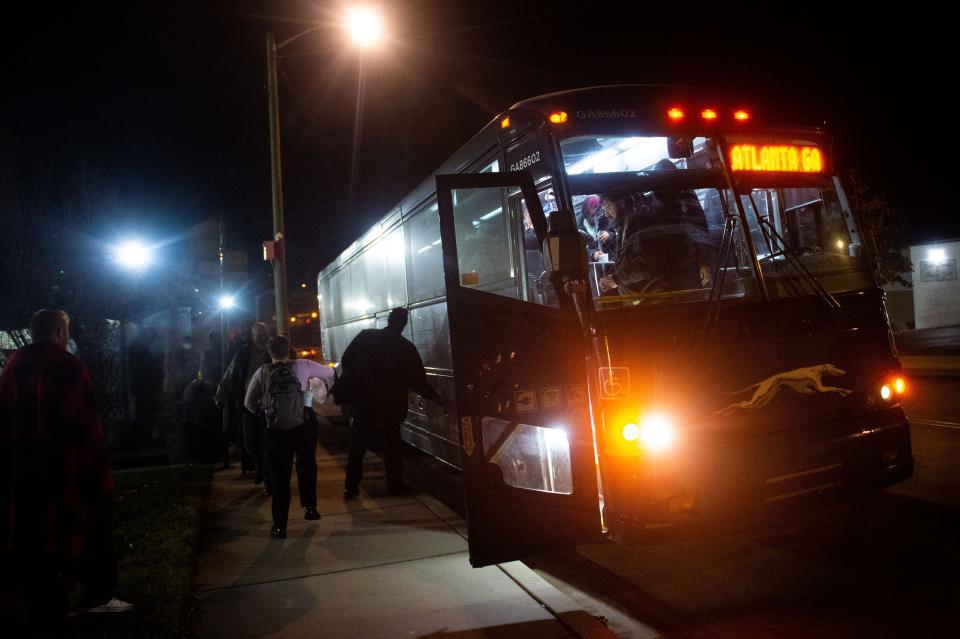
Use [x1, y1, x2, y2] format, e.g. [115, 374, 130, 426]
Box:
[345, 405, 405, 493]
[76, 502, 119, 607]
[265, 414, 319, 529]
[242, 409, 270, 488]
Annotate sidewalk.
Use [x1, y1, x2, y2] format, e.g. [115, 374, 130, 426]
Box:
[895, 326, 960, 378]
[192, 423, 622, 639]
[899, 355, 960, 378]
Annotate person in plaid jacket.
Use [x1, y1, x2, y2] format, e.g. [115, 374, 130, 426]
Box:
[1, 309, 131, 627]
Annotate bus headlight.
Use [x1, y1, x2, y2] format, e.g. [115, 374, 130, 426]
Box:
[618, 413, 677, 452]
[639, 413, 675, 453]
[880, 384, 892, 400]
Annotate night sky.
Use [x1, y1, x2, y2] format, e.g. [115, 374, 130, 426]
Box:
[3, 1, 954, 286]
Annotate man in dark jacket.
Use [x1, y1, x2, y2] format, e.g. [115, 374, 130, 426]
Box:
[599, 160, 715, 295]
[1, 309, 131, 628]
[216, 322, 271, 486]
[337, 308, 444, 498]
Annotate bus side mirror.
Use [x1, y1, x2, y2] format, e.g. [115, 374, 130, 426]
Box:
[542, 229, 588, 280]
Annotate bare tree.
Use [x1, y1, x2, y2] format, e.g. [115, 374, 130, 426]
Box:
[0, 145, 128, 442]
[847, 169, 913, 288]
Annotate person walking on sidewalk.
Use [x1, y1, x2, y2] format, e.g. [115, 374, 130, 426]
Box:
[244, 335, 333, 539]
[335, 307, 444, 499]
[217, 322, 271, 489]
[1, 309, 132, 630]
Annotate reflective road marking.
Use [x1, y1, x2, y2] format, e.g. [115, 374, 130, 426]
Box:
[912, 418, 960, 430]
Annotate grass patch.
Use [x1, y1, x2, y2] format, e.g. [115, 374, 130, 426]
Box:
[69, 463, 214, 638]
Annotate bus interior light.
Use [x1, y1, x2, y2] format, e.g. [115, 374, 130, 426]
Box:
[667, 107, 684, 121]
[733, 109, 751, 121]
[622, 423, 640, 442]
[549, 111, 568, 124]
[701, 108, 718, 121]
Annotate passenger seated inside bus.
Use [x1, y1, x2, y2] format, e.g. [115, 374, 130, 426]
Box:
[597, 160, 716, 296]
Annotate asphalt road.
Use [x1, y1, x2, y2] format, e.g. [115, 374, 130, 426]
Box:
[523, 375, 960, 638]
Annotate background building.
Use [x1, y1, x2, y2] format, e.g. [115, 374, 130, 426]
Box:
[910, 239, 960, 330]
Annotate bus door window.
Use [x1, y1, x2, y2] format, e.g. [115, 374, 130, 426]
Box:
[449, 185, 519, 299]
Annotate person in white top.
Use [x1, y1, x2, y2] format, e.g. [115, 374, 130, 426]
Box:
[245, 335, 334, 538]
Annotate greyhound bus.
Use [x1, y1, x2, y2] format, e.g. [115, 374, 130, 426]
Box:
[317, 85, 913, 567]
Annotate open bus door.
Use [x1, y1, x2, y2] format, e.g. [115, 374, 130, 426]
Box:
[436, 171, 602, 567]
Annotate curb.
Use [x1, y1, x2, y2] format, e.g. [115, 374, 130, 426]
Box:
[903, 368, 960, 379]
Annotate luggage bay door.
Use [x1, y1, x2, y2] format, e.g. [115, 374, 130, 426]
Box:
[436, 171, 601, 568]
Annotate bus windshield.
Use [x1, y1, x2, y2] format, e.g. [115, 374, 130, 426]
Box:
[559, 134, 871, 308]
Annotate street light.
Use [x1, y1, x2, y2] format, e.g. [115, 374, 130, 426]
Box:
[265, 7, 385, 336]
[216, 291, 237, 468]
[346, 7, 384, 47]
[115, 239, 153, 271]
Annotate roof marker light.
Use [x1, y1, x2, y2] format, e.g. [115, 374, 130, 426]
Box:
[667, 107, 684, 121]
[549, 111, 568, 124]
[500, 117, 511, 129]
[701, 108, 718, 121]
[733, 109, 751, 121]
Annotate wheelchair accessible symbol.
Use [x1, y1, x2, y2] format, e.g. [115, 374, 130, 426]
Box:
[598, 367, 630, 399]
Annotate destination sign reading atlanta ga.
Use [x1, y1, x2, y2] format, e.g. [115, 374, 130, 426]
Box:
[729, 144, 825, 173]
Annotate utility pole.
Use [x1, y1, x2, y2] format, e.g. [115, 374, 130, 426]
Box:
[219, 221, 230, 468]
[266, 32, 289, 336]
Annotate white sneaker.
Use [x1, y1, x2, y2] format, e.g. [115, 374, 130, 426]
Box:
[84, 597, 134, 613]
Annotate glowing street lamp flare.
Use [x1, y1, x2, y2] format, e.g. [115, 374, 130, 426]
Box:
[115, 240, 152, 270]
[218, 295, 236, 310]
[346, 8, 384, 47]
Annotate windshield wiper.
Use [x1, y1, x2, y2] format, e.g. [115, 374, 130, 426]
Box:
[745, 192, 841, 313]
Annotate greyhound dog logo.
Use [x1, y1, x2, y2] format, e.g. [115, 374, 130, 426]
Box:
[714, 364, 851, 417]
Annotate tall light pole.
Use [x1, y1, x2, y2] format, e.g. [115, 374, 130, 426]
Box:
[114, 238, 155, 435]
[265, 7, 384, 336]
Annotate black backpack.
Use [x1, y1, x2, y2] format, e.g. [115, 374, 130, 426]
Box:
[261, 363, 304, 429]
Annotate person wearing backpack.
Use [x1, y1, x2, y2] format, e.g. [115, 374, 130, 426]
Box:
[244, 335, 333, 539]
